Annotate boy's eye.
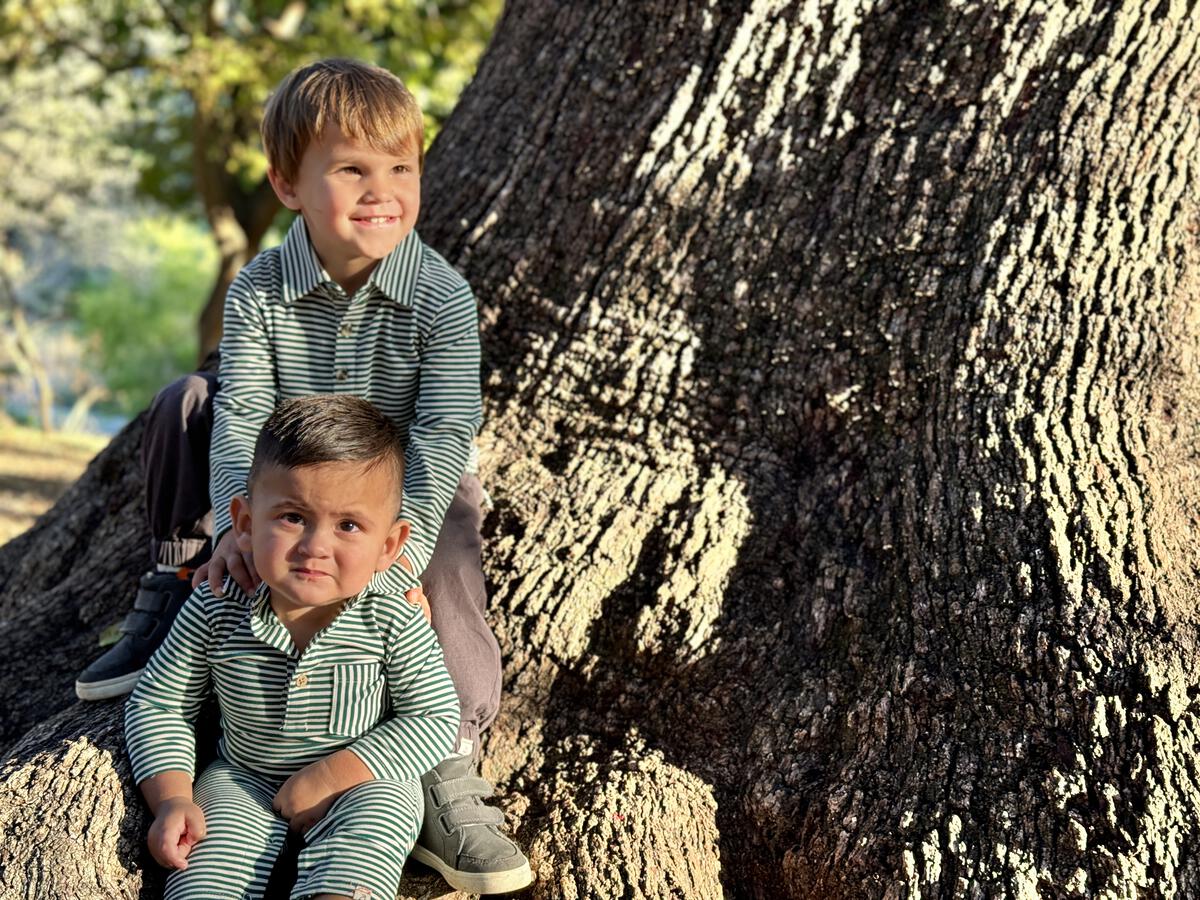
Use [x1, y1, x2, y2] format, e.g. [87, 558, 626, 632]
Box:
[338, 520, 361, 533]
[280, 512, 304, 525]
[392, 164, 410, 174]
[338, 165, 361, 175]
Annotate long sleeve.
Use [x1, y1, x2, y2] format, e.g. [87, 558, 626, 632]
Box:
[124, 591, 212, 783]
[347, 606, 460, 782]
[398, 281, 482, 578]
[210, 270, 278, 540]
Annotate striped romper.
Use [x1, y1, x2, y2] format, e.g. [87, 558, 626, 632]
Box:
[125, 580, 460, 900]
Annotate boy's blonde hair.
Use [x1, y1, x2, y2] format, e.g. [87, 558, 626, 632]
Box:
[262, 58, 425, 183]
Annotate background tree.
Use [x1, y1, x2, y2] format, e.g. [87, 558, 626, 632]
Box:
[1, 0, 500, 356]
[3, 1, 1200, 898]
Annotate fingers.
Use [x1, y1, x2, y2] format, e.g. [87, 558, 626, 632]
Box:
[206, 554, 229, 596]
[240, 550, 261, 593]
[190, 561, 209, 589]
[152, 833, 189, 870]
[224, 554, 249, 596]
[404, 586, 432, 624]
[184, 806, 207, 843]
[150, 810, 201, 870]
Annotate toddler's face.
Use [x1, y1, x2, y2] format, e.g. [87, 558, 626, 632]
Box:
[270, 124, 421, 291]
[234, 459, 407, 615]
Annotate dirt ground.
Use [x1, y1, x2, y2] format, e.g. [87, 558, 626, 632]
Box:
[0, 424, 110, 547]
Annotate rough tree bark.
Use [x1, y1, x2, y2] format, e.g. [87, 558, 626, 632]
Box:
[3, 1, 1200, 898]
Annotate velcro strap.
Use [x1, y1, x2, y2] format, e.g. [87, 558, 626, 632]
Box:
[120, 610, 159, 639]
[132, 586, 173, 614]
[430, 777, 495, 808]
[442, 805, 504, 831]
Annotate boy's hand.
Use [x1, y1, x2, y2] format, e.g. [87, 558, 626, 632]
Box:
[273, 750, 372, 833]
[148, 797, 206, 870]
[406, 585, 431, 623]
[193, 531, 259, 597]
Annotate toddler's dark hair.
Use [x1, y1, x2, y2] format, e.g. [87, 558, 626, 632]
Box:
[249, 395, 405, 512]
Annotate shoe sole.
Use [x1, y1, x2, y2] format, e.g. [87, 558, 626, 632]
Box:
[75, 669, 144, 701]
[409, 844, 533, 894]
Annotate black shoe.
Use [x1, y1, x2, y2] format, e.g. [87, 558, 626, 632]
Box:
[75, 570, 193, 701]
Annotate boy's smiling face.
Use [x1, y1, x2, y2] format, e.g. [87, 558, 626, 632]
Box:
[268, 124, 421, 295]
[230, 458, 408, 622]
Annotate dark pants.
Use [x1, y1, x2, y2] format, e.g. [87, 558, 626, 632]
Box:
[142, 370, 502, 746]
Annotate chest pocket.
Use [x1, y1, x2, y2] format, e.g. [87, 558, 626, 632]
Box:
[329, 662, 386, 737]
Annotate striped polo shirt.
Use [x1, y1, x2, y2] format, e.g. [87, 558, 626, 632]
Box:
[210, 217, 483, 594]
[125, 581, 460, 784]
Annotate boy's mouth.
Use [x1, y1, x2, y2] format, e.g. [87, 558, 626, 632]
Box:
[352, 215, 398, 227]
[292, 567, 330, 579]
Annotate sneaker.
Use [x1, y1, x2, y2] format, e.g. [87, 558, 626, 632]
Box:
[410, 754, 534, 894]
[74, 569, 193, 701]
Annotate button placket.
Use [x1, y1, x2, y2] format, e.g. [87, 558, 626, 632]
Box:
[282, 656, 311, 732]
[333, 293, 366, 389]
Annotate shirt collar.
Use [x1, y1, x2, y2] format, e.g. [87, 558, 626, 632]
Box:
[246, 580, 370, 654]
[277, 216, 422, 307]
[248, 584, 294, 655]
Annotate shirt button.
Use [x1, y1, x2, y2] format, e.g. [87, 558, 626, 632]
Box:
[339, 323, 353, 337]
[335, 369, 348, 382]
[294, 674, 308, 688]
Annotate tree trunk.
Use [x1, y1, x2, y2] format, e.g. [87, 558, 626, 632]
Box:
[192, 103, 282, 359]
[4, 1, 1200, 898]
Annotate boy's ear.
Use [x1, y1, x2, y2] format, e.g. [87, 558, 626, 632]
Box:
[377, 519, 411, 572]
[229, 494, 254, 553]
[266, 167, 302, 211]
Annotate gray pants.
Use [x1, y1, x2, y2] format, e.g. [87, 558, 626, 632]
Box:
[142, 369, 501, 746]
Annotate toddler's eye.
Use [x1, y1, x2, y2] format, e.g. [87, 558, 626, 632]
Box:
[393, 164, 410, 174]
[339, 165, 361, 175]
[281, 512, 304, 525]
[338, 520, 361, 533]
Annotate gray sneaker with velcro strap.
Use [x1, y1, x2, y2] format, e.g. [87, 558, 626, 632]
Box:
[411, 753, 533, 894]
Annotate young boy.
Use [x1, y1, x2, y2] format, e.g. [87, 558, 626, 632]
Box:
[84, 58, 531, 892]
[126, 395, 459, 900]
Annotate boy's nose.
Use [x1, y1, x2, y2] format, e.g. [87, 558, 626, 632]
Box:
[298, 527, 332, 557]
[361, 175, 393, 202]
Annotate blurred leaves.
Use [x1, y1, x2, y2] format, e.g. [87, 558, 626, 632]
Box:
[0, 61, 141, 316]
[73, 215, 217, 414]
[1, 0, 502, 212]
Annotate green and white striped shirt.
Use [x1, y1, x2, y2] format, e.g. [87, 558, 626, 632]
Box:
[210, 217, 483, 595]
[125, 581, 460, 784]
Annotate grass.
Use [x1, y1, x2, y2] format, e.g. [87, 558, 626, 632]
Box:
[0, 422, 110, 546]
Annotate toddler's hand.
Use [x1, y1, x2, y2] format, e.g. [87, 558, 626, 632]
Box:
[148, 797, 206, 870]
[193, 530, 259, 597]
[274, 761, 341, 833]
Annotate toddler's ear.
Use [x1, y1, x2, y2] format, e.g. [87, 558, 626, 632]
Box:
[266, 167, 302, 211]
[377, 519, 411, 572]
[230, 495, 254, 553]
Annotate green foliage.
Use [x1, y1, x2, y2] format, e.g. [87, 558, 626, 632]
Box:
[1, 0, 502, 211]
[73, 216, 216, 415]
[0, 62, 141, 312]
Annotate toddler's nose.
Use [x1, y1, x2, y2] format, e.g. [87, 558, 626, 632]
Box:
[298, 526, 332, 557]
